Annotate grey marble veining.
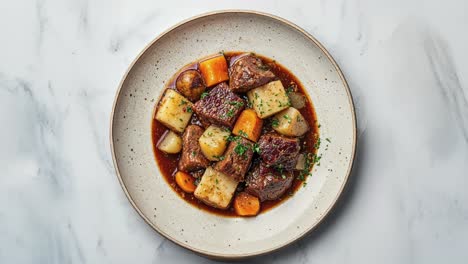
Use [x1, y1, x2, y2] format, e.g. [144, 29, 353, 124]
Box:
[1, 0, 467, 263]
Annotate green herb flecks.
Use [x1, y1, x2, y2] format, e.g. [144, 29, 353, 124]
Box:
[271, 118, 279, 127]
[200, 92, 209, 99]
[226, 109, 235, 118]
[234, 143, 249, 157]
[229, 101, 244, 109]
[238, 130, 248, 138]
[252, 143, 261, 154]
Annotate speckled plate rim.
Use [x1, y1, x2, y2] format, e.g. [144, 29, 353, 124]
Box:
[110, 9, 357, 260]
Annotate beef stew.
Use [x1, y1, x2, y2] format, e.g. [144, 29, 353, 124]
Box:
[152, 51, 320, 217]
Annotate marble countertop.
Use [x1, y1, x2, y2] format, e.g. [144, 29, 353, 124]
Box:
[1, 0, 467, 263]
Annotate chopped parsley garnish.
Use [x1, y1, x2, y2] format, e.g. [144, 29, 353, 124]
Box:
[234, 143, 249, 156]
[271, 118, 279, 127]
[286, 86, 294, 94]
[238, 130, 248, 138]
[213, 155, 225, 161]
[283, 114, 292, 123]
[179, 100, 188, 106]
[229, 101, 244, 109]
[227, 135, 241, 142]
[186, 106, 192, 113]
[252, 143, 261, 154]
[226, 109, 235, 118]
[191, 151, 196, 156]
[200, 92, 209, 99]
[314, 137, 321, 150]
[298, 136, 323, 180]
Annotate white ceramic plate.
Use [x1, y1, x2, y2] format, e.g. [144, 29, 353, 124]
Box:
[110, 10, 356, 259]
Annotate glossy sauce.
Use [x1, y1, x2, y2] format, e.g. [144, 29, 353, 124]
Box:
[152, 52, 319, 217]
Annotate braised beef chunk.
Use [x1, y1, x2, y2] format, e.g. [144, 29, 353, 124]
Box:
[245, 163, 294, 201]
[178, 125, 210, 172]
[229, 54, 276, 93]
[193, 82, 245, 128]
[258, 133, 300, 169]
[213, 137, 254, 181]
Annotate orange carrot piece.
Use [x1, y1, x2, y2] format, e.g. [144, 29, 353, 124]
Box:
[233, 192, 260, 216]
[232, 109, 263, 142]
[199, 55, 229, 87]
[175, 171, 197, 193]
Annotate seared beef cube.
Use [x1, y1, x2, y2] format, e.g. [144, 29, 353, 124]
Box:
[245, 163, 294, 201]
[258, 133, 300, 169]
[213, 137, 254, 181]
[178, 125, 210, 172]
[193, 82, 245, 128]
[229, 54, 276, 93]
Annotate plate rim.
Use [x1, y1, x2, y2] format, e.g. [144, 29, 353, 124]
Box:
[109, 9, 357, 260]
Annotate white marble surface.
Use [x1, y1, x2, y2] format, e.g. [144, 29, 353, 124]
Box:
[1, 0, 467, 263]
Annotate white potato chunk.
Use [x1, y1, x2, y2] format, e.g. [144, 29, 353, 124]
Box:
[157, 130, 182, 154]
[155, 89, 193, 133]
[272, 107, 310, 137]
[194, 167, 238, 209]
[198, 125, 230, 161]
[247, 80, 290, 118]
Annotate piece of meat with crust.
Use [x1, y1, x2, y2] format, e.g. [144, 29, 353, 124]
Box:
[213, 137, 254, 181]
[258, 133, 300, 170]
[193, 82, 245, 128]
[178, 125, 210, 172]
[229, 54, 276, 93]
[245, 163, 294, 201]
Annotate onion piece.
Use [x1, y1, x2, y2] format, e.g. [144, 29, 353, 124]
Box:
[288, 92, 306, 109]
[295, 154, 306, 170]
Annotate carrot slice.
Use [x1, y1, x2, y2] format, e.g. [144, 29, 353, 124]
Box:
[175, 171, 197, 193]
[233, 192, 260, 216]
[199, 55, 229, 87]
[232, 109, 263, 142]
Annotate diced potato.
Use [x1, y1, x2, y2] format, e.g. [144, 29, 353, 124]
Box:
[155, 89, 193, 133]
[157, 130, 182, 154]
[199, 55, 229, 87]
[247, 80, 290, 118]
[272, 107, 310, 137]
[232, 109, 263, 142]
[194, 167, 238, 209]
[198, 125, 230, 161]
